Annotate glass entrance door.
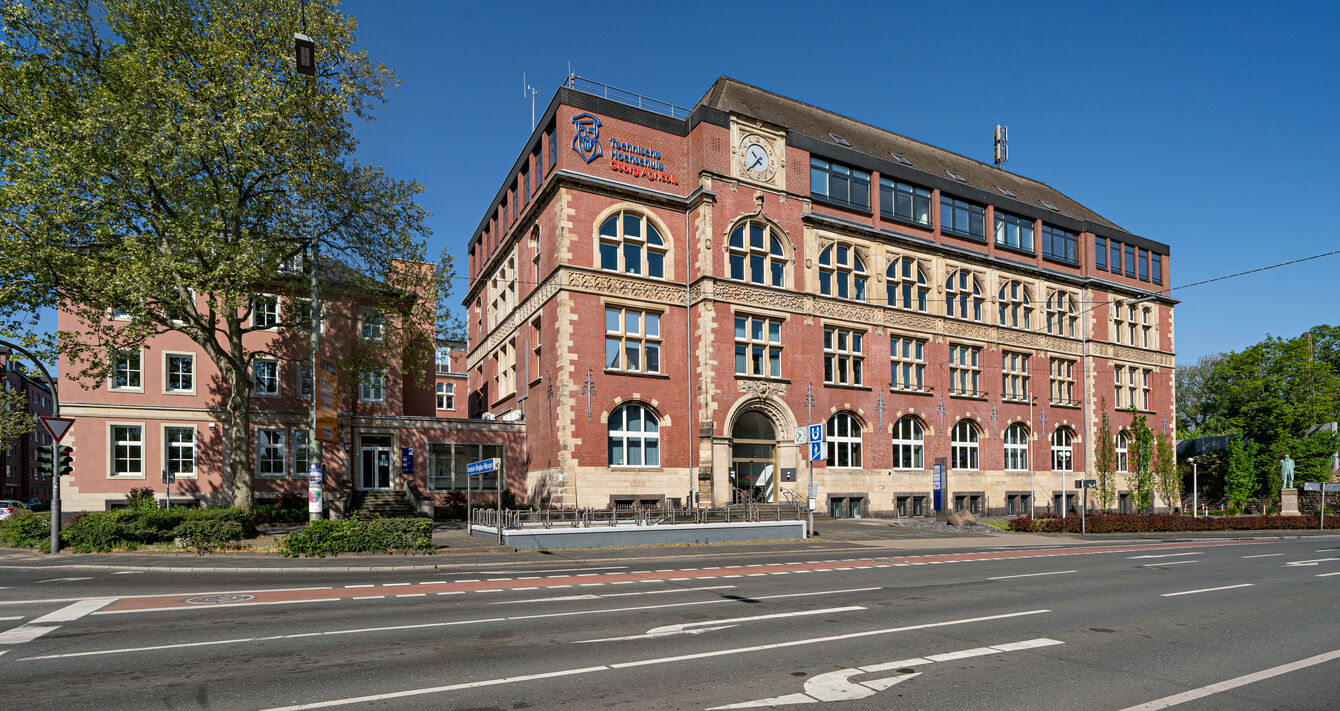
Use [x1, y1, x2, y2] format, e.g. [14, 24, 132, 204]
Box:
[730, 411, 777, 503]
[359, 435, 393, 490]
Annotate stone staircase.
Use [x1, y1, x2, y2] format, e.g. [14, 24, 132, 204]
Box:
[349, 489, 421, 519]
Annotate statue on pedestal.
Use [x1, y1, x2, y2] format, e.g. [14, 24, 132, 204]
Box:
[1280, 454, 1295, 490]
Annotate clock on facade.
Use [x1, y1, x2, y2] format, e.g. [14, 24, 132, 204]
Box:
[739, 133, 777, 182]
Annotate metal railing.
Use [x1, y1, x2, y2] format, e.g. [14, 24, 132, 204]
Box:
[470, 503, 804, 531]
[565, 75, 691, 120]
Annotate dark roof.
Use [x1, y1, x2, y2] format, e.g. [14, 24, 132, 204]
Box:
[697, 77, 1124, 231]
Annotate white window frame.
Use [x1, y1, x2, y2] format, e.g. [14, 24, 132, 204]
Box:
[293, 429, 311, 476]
[1001, 351, 1030, 402]
[605, 306, 662, 374]
[825, 412, 863, 469]
[997, 280, 1033, 330]
[818, 242, 868, 301]
[1047, 290, 1077, 338]
[110, 349, 144, 392]
[1003, 423, 1029, 471]
[949, 343, 981, 397]
[727, 221, 788, 288]
[886, 256, 929, 312]
[360, 370, 385, 403]
[608, 404, 660, 468]
[109, 422, 145, 478]
[597, 211, 668, 279]
[1050, 358, 1076, 405]
[163, 351, 196, 395]
[360, 310, 385, 341]
[735, 313, 783, 379]
[945, 269, 983, 321]
[823, 326, 864, 386]
[256, 428, 286, 478]
[891, 416, 924, 470]
[163, 424, 197, 478]
[252, 357, 280, 397]
[890, 335, 926, 392]
[951, 420, 979, 470]
[1052, 428, 1074, 472]
[252, 295, 280, 329]
[1116, 431, 1129, 473]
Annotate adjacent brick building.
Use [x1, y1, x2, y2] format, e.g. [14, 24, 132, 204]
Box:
[465, 76, 1176, 516]
[2, 349, 56, 503]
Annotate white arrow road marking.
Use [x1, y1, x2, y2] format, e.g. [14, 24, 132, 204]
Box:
[0, 597, 114, 647]
[707, 638, 1065, 708]
[574, 606, 866, 643]
[1283, 557, 1340, 567]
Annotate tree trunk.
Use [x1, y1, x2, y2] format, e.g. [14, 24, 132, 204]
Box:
[224, 369, 254, 509]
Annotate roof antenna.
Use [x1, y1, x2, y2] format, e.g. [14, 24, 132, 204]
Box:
[523, 73, 537, 129]
[993, 124, 1009, 169]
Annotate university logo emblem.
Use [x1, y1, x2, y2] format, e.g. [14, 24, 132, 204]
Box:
[571, 113, 603, 163]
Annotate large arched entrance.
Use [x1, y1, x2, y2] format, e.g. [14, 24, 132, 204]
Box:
[731, 410, 777, 503]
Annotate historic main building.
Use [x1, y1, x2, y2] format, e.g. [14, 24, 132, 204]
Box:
[465, 76, 1175, 517]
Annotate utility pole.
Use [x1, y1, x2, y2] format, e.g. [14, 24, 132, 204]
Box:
[295, 3, 322, 523]
[804, 382, 816, 536]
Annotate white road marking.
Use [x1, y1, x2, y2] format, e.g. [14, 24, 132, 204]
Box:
[1318, 571, 1340, 577]
[575, 606, 867, 643]
[1284, 557, 1340, 567]
[110, 571, 142, 575]
[259, 612, 1053, 710]
[1141, 561, 1198, 567]
[0, 585, 334, 607]
[987, 570, 1077, 580]
[0, 625, 59, 644]
[20, 588, 880, 662]
[1161, 584, 1254, 597]
[491, 585, 736, 605]
[35, 577, 94, 583]
[0, 598, 114, 647]
[1118, 648, 1340, 710]
[1128, 553, 1199, 559]
[0, 615, 23, 621]
[1241, 553, 1283, 558]
[468, 566, 628, 575]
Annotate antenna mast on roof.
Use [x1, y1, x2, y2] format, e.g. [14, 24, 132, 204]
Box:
[523, 73, 538, 129]
[993, 124, 1009, 169]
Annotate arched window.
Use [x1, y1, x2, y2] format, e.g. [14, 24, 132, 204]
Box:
[886, 257, 928, 311]
[951, 420, 979, 470]
[945, 269, 982, 321]
[891, 417, 924, 469]
[819, 243, 867, 301]
[728, 222, 786, 287]
[1115, 431, 1129, 473]
[598, 211, 666, 278]
[825, 412, 863, 468]
[1052, 428, 1074, 472]
[608, 404, 660, 467]
[998, 280, 1033, 329]
[1004, 423, 1029, 471]
[1046, 290, 1077, 338]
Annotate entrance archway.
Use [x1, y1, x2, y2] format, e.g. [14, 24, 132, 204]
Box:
[731, 411, 777, 503]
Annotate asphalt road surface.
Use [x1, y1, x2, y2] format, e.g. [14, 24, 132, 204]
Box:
[2, 535, 1338, 710]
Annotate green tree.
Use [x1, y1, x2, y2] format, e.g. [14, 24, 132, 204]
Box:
[1152, 431, 1180, 512]
[0, 0, 450, 507]
[1225, 435, 1258, 511]
[1095, 399, 1117, 512]
[1175, 353, 1228, 438]
[1127, 407, 1155, 513]
[0, 381, 35, 453]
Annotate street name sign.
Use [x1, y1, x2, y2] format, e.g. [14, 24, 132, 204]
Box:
[1074, 479, 1098, 489]
[467, 458, 500, 476]
[1302, 482, 1340, 492]
[39, 416, 74, 443]
[161, 470, 175, 485]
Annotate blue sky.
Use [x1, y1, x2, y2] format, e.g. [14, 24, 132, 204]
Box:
[41, 0, 1340, 366]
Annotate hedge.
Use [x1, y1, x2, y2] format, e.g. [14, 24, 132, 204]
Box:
[276, 518, 434, 557]
[0, 510, 52, 552]
[60, 507, 258, 552]
[1008, 513, 1328, 534]
[172, 519, 246, 554]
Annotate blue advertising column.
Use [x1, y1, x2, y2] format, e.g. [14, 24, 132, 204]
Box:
[932, 457, 947, 519]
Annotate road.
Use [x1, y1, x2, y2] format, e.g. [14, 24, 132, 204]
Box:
[1, 534, 1338, 710]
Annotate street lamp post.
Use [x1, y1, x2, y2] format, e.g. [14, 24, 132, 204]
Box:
[1188, 457, 1198, 517]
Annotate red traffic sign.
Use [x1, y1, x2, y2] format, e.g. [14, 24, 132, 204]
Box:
[39, 416, 74, 443]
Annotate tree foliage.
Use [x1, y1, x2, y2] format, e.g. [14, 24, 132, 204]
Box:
[1127, 407, 1155, 513]
[0, 0, 447, 507]
[1225, 435, 1258, 511]
[1094, 399, 1117, 512]
[1152, 431, 1180, 512]
[0, 381, 36, 452]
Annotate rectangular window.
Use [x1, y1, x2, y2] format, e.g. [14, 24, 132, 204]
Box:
[252, 358, 279, 396]
[257, 429, 286, 477]
[994, 212, 1035, 253]
[1095, 236, 1107, 270]
[734, 314, 783, 378]
[428, 442, 503, 491]
[1050, 358, 1076, 405]
[112, 425, 143, 476]
[165, 427, 195, 476]
[939, 196, 986, 239]
[1001, 351, 1030, 401]
[166, 354, 194, 393]
[436, 382, 456, 410]
[532, 148, 542, 195]
[1041, 224, 1077, 264]
[252, 296, 279, 329]
[604, 306, 662, 374]
[360, 370, 385, 403]
[1114, 365, 1125, 409]
[1141, 369, 1152, 411]
[878, 178, 931, 226]
[1139, 250, 1149, 281]
[889, 336, 926, 391]
[1110, 240, 1122, 273]
[1124, 244, 1136, 277]
[360, 311, 384, 341]
[294, 430, 311, 476]
[112, 351, 142, 390]
[1152, 253, 1163, 285]
[809, 157, 870, 211]
[948, 344, 981, 396]
[1142, 307, 1153, 349]
[299, 361, 314, 399]
[521, 167, 529, 207]
[823, 327, 864, 386]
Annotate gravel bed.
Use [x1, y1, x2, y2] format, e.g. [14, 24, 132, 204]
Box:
[879, 518, 1003, 535]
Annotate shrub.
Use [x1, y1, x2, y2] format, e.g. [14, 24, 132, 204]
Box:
[60, 506, 256, 552]
[172, 519, 245, 554]
[125, 487, 158, 511]
[0, 510, 51, 551]
[277, 517, 433, 558]
[1006, 513, 1327, 534]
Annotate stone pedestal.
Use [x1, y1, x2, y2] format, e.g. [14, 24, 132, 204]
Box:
[1281, 488, 1300, 516]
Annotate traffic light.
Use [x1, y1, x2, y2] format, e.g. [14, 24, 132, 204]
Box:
[36, 447, 53, 478]
[57, 446, 73, 477]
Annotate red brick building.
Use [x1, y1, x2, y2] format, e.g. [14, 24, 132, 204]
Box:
[465, 76, 1175, 516]
[2, 349, 56, 503]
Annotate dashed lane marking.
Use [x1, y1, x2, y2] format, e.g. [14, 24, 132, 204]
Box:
[1162, 583, 1254, 597]
[1118, 648, 1340, 710]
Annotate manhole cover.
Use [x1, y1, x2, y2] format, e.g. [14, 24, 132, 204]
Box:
[183, 594, 256, 605]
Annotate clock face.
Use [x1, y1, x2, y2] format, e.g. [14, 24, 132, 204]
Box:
[740, 134, 776, 181]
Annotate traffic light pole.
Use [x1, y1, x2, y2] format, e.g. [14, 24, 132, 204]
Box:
[0, 339, 61, 554]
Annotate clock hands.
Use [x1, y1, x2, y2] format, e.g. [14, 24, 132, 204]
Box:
[750, 154, 764, 170]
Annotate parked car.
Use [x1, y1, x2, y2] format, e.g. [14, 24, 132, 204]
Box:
[0, 499, 28, 520]
[24, 498, 50, 512]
